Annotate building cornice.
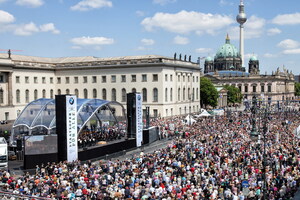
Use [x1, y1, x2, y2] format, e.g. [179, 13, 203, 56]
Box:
[4, 54, 199, 71]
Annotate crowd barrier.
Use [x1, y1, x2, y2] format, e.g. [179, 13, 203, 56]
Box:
[0, 190, 51, 200]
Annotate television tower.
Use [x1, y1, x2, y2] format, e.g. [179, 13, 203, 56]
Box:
[236, 0, 247, 68]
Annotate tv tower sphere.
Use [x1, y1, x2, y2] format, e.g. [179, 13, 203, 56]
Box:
[236, 1, 247, 25]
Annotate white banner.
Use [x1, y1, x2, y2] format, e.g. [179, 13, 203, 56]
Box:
[66, 95, 78, 162]
[136, 93, 143, 147]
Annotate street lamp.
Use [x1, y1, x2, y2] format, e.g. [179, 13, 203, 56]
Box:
[250, 96, 259, 141]
[250, 95, 268, 200]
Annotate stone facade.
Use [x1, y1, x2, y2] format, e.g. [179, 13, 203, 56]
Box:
[203, 35, 295, 105]
[204, 68, 295, 104]
[0, 54, 201, 121]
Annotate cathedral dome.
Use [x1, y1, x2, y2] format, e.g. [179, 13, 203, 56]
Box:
[205, 56, 213, 62]
[249, 55, 258, 61]
[215, 34, 239, 59]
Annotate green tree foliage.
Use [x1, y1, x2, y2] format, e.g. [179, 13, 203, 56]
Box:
[223, 85, 242, 104]
[295, 82, 300, 96]
[200, 77, 218, 108]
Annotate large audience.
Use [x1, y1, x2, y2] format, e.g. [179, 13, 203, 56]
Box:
[1, 105, 300, 199]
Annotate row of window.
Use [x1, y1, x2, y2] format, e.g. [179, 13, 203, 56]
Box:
[176, 87, 199, 101]
[16, 74, 158, 84]
[177, 75, 199, 82]
[15, 74, 199, 84]
[16, 76, 54, 84]
[14, 87, 199, 104]
[239, 85, 272, 93]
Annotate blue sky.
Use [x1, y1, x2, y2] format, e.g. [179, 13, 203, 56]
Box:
[0, 0, 300, 74]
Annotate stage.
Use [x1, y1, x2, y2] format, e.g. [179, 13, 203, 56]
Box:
[23, 138, 136, 169]
[78, 138, 136, 161]
[23, 126, 159, 169]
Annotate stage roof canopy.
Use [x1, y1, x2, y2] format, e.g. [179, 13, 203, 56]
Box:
[11, 98, 126, 144]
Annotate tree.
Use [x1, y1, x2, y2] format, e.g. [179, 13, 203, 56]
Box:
[223, 85, 242, 105]
[200, 77, 218, 108]
[295, 82, 300, 96]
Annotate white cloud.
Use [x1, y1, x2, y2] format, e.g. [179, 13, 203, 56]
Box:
[0, 21, 60, 36]
[277, 39, 300, 55]
[141, 38, 155, 46]
[244, 16, 265, 38]
[0, 11, 59, 36]
[195, 48, 213, 54]
[153, 0, 176, 6]
[277, 39, 299, 49]
[263, 53, 277, 58]
[13, 22, 60, 36]
[70, 36, 114, 46]
[173, 35, 189, 45]
[0, 10, 15, 24]
[71, 0, 112, 11]
[272, 13, 300, 25]
[40, 23, 60, 34]
[267, 28, 281, 36]
[141, 10, 234, 35]
[228, 15, 266, 39]
[16, 0, 44, 8]
[282, 49, 300, 55]
[14, 22, 39, 36]
[246, 16, 265, 30]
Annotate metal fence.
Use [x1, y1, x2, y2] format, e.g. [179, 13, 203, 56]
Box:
[0, 190, 51, 200]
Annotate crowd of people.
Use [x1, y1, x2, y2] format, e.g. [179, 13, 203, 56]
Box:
[1, 106, 300, 199]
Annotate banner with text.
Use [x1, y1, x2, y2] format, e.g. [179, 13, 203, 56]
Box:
[66, 95, 78, 162]
[136, 93, 143, 147]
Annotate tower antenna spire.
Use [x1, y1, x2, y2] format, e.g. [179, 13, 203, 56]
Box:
[236, 0, 247, 68]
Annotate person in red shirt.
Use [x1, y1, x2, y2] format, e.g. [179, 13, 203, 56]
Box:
[82, 188, 88, 195]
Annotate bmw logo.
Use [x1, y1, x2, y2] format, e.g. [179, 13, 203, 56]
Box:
[69, 97, 74, 105]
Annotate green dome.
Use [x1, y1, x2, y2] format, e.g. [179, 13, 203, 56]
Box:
[205, 56, 213, 62]
[250, 55, 258, 61]
[215, 35, 239, 59]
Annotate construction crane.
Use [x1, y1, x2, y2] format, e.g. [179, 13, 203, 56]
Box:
[0, 49, 22, 59]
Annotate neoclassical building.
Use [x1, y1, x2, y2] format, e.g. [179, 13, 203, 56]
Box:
[204, 36, 295, 104]
[0, 53, 200, 121]
[203, 0, 295, 105]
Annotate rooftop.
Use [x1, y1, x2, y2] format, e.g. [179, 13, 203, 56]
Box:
[207, 70, 250, 77]
[0, 54, 199, 69]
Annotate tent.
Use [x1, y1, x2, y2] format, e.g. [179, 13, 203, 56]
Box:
[183, 115, 197, 124]
[195, 109, 212, 117]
